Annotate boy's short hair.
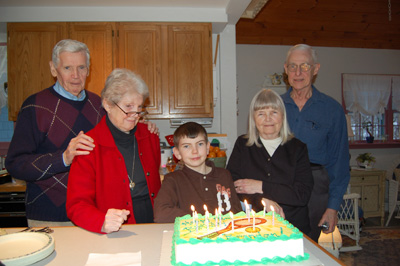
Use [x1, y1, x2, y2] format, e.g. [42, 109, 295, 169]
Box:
[173, 122, 208, 147]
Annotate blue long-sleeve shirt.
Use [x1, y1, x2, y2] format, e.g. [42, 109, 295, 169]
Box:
[281, 86, 350, 211]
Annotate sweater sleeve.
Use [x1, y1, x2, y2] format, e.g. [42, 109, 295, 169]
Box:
[5, 96, 68, 182]
[153, 174, 187, 223]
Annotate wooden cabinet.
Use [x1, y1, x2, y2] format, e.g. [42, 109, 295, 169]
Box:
[349, 169, 386, 226]
[113, 22, 213, 119]
[118, 23, 164, 117]
[68, 22, 115, 96]
[7, 22, 213, 121]
[7, 23, 67, 121]
[166, 24, 213, 118]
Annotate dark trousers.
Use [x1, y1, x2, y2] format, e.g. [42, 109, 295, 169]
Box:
[308, 166, 330, 242]
[132, 195, 154, 223]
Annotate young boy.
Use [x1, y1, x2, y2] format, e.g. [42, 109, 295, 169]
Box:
[154, 122, 242, 223]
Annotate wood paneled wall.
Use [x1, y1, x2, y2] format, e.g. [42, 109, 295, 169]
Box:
[236, 0, 400, 49]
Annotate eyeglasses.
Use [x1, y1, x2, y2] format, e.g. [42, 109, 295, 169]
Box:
[113, 101, 147, 117]
[287, 63, 314, 73]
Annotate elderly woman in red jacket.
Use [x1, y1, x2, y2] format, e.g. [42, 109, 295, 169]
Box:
[67, 68, 161, 234]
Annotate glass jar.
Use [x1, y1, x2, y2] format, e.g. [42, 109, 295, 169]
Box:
[166, 157, 176, 173]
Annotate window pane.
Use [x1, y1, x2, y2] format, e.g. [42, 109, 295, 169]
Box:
[348, 113, 386, 141]
[394, 112, 400, 140]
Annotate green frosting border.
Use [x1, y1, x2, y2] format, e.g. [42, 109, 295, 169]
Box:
[170, 211, 309, 266]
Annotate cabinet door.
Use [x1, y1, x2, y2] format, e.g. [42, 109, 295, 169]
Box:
[68, 22, 115, 96]
[362, 184, 380, 214]
[167, 23, 213, 118]
[118, 23, 163, 117]
[7, 22, 67, 121]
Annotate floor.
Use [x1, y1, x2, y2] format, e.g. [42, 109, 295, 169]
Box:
[364, 213, 400, 228]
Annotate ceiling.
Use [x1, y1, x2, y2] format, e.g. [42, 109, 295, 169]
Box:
[3, 0, 396, 50]
[236, 0, 400, 50]
[0, 0, 253, 33]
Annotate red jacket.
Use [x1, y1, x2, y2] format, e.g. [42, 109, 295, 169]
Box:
[66, 117, 161, 233]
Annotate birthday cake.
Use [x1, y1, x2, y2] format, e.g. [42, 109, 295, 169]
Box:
[171, 211, 309, 266]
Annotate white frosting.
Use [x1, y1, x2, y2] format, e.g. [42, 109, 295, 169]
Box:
[176, 238, 304, 265]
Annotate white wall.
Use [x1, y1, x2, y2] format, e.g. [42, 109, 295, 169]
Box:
[236, 44, 400, 177]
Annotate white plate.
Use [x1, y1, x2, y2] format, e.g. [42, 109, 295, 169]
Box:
[0, 232, 55, 266]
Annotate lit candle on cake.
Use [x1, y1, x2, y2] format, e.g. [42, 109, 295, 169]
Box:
[262, 199, 266, 217]
[218, 207, 222, 227]
[191, 205, 195, 224]
[244, 200, 250, 222]
[204, 205, 209, 232]
[195, 211, 198, 233]
[270, 205, 275, 226]
[252, 209, 255, 231]
[215, 208, 218, 229]
[230, 211, 234, 233]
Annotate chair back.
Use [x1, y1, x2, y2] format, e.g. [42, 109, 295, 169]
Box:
[394, 169, 400, 180]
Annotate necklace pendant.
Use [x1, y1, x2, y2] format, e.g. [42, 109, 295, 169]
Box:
[129, 181, 135, 189]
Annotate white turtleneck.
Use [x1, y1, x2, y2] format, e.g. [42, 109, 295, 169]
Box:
[260, 136, 282, 156]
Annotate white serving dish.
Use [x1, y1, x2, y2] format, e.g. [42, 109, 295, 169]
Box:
[0, 232, 55, 266]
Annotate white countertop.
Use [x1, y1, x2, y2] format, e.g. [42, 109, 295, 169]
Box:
[3, 224, 345, 266]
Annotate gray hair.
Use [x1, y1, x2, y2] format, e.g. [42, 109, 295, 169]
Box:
[52, 39, 90, 68]
[101, 68, 149, 104]
[246, 89, 293, 147]
[285, 44, 318, 64]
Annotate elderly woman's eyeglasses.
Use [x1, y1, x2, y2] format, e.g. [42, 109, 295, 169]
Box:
[287, 63, 313, 73]
[113, 101, 147, 117]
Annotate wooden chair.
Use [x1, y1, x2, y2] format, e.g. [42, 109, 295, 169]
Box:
[337, 193, 362, 251]
[386, 169, 400, 226]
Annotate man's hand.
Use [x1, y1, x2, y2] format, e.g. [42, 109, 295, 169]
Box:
[261, 198, 285, 219]
[63, 131, 95, 166]
[101, 209, 130, 234]
[140, 120, 159, 135]
[319, 208, 338, 234]
[234, 179, 263, 194]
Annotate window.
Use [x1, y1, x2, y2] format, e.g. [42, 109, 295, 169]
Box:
[342, 74, 400, 146]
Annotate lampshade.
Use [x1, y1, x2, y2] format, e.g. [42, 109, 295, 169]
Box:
[345, 114, 355, 137]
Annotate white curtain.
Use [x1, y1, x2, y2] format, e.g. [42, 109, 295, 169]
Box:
[393, 76, 400, 111]
[343, 74, 391, 116]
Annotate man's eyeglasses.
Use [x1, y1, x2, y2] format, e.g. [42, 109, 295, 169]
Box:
[113, 101, 147, 117]
[287, 63, 314, 73]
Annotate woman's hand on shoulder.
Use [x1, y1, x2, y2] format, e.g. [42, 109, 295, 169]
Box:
[101, 208, 130, 234]
[234, 179, 263, 194]
[261, 198, 285, 219]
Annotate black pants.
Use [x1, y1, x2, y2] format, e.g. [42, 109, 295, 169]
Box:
[308, 166, 330, 242]
[132, 195, 154, 223]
